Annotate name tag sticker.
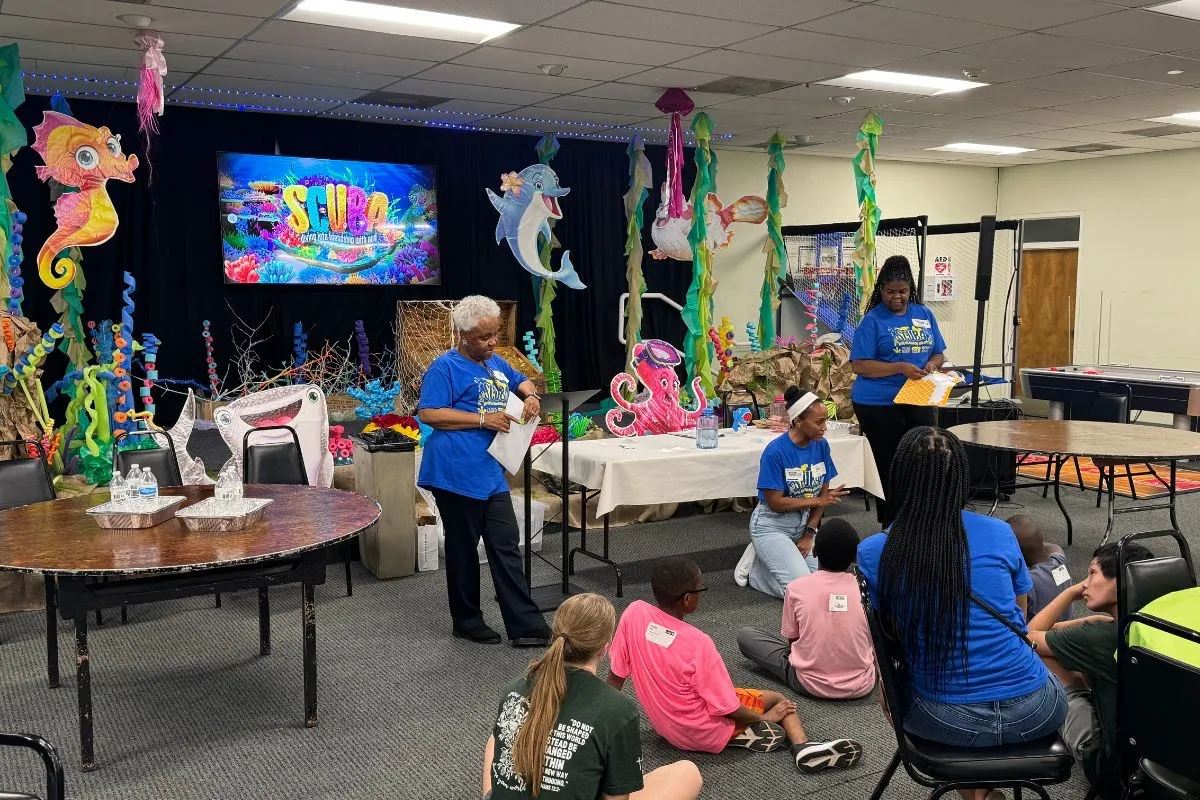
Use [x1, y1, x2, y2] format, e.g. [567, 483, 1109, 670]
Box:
[829, 594, 849, 612]
[912, 318, 931, 329]
[491, 370, 508, 383]
[645, 622, 677, 648]
[785, 467, 804, 482]
[812, 463, 826, 480]
[1051, 564, 1071, 586]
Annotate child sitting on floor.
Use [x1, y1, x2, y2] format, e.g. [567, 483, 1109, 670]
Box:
[607, 556, 863, 773]
[1008, 514, 1073, 621]
[736, 519, 875, 700]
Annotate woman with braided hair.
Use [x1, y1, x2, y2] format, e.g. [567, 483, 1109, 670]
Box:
[857, 428, 1067, 800]
[850, 255, 947, 525]
[482, 592, 702, 800]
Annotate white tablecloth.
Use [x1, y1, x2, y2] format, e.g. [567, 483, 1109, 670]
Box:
[534, 431, 884, 517]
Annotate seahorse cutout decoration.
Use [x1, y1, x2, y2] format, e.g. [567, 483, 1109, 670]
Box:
[31, 111, 139, 290]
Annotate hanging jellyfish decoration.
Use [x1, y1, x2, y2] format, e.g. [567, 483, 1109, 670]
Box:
[649, 89, 694, 262]
[134, 30, 166, 171]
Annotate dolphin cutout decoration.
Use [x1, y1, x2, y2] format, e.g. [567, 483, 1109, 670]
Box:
[485, 164, 586, 290]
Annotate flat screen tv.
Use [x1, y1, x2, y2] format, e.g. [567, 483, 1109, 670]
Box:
[218, 153, 439, 285]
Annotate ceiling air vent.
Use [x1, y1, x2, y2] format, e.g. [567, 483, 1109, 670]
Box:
[1050, 143, 1127, 153]
[693, 76, 797, 95]
[1121, 124, 1198, 137]
[353, 91, 451, 109]
[745, 137, 826, 149]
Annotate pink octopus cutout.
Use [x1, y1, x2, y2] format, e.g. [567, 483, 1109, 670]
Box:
[606, 339, 706, 437]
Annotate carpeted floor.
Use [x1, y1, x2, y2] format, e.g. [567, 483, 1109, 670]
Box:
[1, 478, 1194, 799]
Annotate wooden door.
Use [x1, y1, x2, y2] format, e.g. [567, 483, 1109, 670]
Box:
[1016, 249, 1078, 395]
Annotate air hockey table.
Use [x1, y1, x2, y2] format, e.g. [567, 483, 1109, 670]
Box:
[1021, 365, 1200, 430]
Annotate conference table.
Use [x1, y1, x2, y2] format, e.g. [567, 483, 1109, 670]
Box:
[532, 429, 883, 596]
[0, 484, 380, 771]
[950, 420, 1200, 546]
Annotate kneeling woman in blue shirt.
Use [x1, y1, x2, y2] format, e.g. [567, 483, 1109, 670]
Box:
[742, 386, 848, 598]
[858, 427, 1066, 797]
[850, 255, 946, 526]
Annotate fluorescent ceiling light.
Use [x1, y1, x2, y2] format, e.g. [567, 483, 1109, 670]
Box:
[1145, 112, 1200, 126]
[927, 143, 1034, 155]
[821, 70, 987, 96]
[283, 0, 520, 44]
[1146, 1, 1200, 22]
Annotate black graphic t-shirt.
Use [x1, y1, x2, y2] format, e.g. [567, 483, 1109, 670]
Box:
[490, 668, 643, 799]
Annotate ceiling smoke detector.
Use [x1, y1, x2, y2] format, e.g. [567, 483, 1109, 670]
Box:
[116, 13, 154, 27]
[830, 95, 856, 105]
[537, 63, 566, 76]
[962, 67, 986, 80]
[794, 134, 816, 144]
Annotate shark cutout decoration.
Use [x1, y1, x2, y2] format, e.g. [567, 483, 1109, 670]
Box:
[165, 389, 215, 486]
[213, 384, 334, 487]
[485, 164, 585, 290]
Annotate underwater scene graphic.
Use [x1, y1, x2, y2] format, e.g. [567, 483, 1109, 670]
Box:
[218, 153, 439, 285]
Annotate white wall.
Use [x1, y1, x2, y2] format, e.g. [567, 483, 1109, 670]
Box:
[709, 150, 1000, 365]
[998, 148, 1200, 370]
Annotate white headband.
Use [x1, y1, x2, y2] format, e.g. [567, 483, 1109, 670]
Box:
[787, 392, 821, 422]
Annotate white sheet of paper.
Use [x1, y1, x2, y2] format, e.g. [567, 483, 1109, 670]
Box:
[486, 393, 539, 475]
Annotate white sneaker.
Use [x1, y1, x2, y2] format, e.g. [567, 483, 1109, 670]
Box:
[734, 542, 755, 587]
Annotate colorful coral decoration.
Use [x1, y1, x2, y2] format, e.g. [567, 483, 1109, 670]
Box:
[522, 330, 542, 372]
[0, 44, 27, 316]
[682, 112, 718, 399]
[328, 425, 354, 465]
[31, 111, 139, 290]
[746, 322, 761, 353]
[606, 339, 705, 437]
[708, 315, 736, 385]
[623, 134, 652, 369]
[851, 111, 885, 312]
[348, 379, 400, 419]
[362, 413, 421, 442]
[202, 319, 220, 398]
[758, 131, 789, 345]
[485, 164, 585, 289]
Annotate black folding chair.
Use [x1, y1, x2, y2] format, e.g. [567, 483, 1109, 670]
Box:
[0, 733, 64, 800]
[112, 428, 183, 488]
[856, 570, 1074, 799]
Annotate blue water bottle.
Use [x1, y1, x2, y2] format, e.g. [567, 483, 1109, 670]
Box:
[696, 407, 719, 450]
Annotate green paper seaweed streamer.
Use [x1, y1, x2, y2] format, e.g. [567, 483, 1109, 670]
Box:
[852, 111, 885, 312]
[683, 112, 718, 399]
[623, 134, 652, 371]
[758, 131, 789, 345]
[0, 43, 27, 301]
[533, 133, 561, 386]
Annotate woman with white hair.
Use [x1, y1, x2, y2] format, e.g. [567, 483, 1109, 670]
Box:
[737, 386, 849, 598]
[418, 295, 549, 647]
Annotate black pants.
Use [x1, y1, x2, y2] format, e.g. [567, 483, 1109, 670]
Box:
[853, 402, 938, 526]
[432, 489, 547, 638]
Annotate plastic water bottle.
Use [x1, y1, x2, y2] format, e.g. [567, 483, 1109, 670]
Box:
[696, 407, 719, 450]
[109, 471, 125, 502]
[125, 464, 142, 503]
[770, 395, 788, 432]
[139, 466, 159, 505]
[229, 464, 243, 500]
[215, 466, 234, 501]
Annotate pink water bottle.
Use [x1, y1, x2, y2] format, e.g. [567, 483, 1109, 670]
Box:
[770, 395, 787, 431]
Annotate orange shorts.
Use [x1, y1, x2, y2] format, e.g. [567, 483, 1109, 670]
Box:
[730, 688, 766, 738]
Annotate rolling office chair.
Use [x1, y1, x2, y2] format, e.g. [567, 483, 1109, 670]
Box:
[0, 440, 61, 689]
[0, 733, 65, 800]
[856, 570, 1074, 800]
[242, 425, 354, 597]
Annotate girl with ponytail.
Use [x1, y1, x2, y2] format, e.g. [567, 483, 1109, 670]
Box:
[856, 428, 1067, 799]
[483, 593, 701, 800]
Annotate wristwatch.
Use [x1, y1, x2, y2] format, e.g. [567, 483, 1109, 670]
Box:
[803, 526, 818, 536]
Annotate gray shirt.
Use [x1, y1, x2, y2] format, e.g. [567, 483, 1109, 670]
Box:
[1028, 551, 1073, 621]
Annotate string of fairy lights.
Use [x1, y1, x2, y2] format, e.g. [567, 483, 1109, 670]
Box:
[20, 70, 735, 145]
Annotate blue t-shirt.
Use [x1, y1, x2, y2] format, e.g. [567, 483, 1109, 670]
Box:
[757, 434, 837, 503]
[857, 511, 1047, 704]
[849, 302, 946, 405]
[417, 350, 526, 500]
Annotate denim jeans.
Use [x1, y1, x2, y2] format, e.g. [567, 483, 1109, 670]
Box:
[748, 505, 819, 598]
[903, 675, 1068, 747]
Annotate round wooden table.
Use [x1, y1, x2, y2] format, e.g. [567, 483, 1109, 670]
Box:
[950, 420, 1200, 545]
[0, 484, 380, 771]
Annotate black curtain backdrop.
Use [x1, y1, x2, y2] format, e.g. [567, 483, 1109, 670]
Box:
[9, 96, 696, 422]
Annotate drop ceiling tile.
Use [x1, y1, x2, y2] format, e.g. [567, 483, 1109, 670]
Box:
[416, 63, 599, 93]
[2, 0, 260, 37]
[533, 95, 665, 117]
[606, 0, 859, 26]
[9, 40, 211, 74]
[30, 62, 135, 82]
[726, 29, 931, 68]
[707, 96, 825, 116]
[427, 98, 522, 116]
[1044, 10, 1200, 53]
[1119, 136, 1200, 149]
[451, 48, 645, 82]
[329, 0, 580, 25]
[879, 51, 1061, 83]
[855, 107, 953, 130]
[221, 41, 433, 79]
[521, 106, 655, 126]
[956, 33, 1150, 69]
[798, 5, 1020, 50]
[1011, 70, 1173, 97]
[1052, 96, 1177, 117]
[617, 67, 729, 90]
[973, 134, 1097, 149]
[1074, 119, 1169, 133]
[966, 83, 1093, 108]
[148, 0, 291, 14]
[251, 20, 475, 62]
[174, 75, 360, 105]
[573, 83, 730, 107]
[889, 96, 1027, 117]
[381, 77, 556, 106]
[932, 116, 1065, 136]
[1033, 128, 1144, 143]
[875, 0, 1114, 29]
[0, 16, 234, 56]
[667, 50, 851, 84]
[1092, 54, 1200, 85]
[475, 117, 610, 135]
[201, 59, 395, 91]
[1001, 108, 1125, 127]
[491, 26, 705, 66]
[543, 2, 774, 47]
[758, 84, 906, 107]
